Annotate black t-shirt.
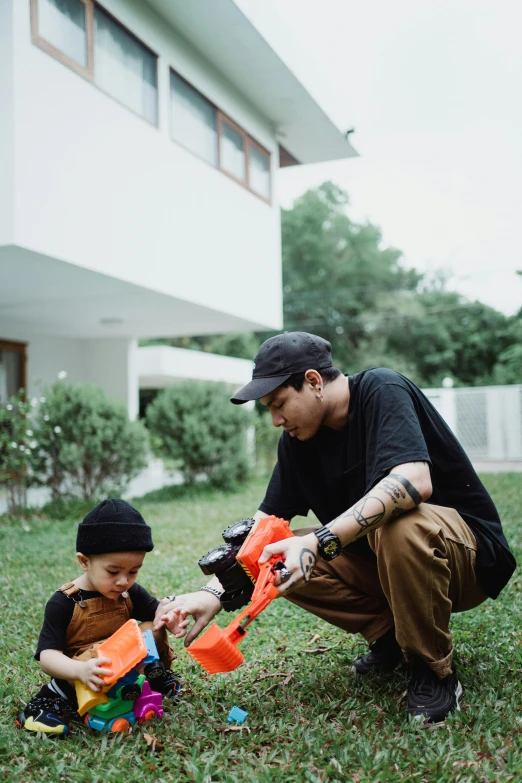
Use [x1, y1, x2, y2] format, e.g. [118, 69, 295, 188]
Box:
[260, 368, 516, 599]
[35, 582, 160, 660]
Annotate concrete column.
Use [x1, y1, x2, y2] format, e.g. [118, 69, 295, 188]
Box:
[82, 338, 139, 420]
[503, 386, 522, 460]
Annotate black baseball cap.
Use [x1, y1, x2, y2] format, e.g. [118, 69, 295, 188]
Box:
[230, 332, 332, 404]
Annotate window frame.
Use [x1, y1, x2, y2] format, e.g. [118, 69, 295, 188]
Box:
[0, 340, 27, 399]
[247, 136, 272, 203]
[170, 68, 272, 204]
[30, 0, 159, 127]
[217, 111, 248, 187]
[30, 0, 94, 80]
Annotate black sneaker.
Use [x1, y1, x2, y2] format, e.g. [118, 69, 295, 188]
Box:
[145, 663, 182, 699]
[352, 626, 403, 675]
[406, 658, 463, 723]
[16, 684, 76, 736]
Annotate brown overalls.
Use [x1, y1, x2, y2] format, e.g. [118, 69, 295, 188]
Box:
[58, 582, 174, 669]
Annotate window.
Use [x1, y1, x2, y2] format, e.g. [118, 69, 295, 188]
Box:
[31, 0, 93, 77]
[94, 6, 157, 126]
[219, 118, 246, 183]
[170, 69, 272, 202]
[170, 72, 218, 166]
[248, 142, 271, 200]
[31, 1, 158, 125]
[0, 342, 26, 403]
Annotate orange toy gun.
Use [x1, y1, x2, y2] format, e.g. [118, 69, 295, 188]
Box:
[187, 516, 293, 674]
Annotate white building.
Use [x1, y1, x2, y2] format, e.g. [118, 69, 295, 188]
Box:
[0, 0, 356, 417]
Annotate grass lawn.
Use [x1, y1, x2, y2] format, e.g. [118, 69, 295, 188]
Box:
[1, 475, 521, 783]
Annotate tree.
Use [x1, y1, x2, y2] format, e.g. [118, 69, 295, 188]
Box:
[140, 181, 522, 388]
[281, 181, 421, 371]
[385, 291, 521, 387]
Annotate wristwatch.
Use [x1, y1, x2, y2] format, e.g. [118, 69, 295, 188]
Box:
[314, 526, 342, 561]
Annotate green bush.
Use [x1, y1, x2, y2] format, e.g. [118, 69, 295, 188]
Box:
[31, 382, 149, 500]
[0, 390, 34, 514]
[254, 408, 280, 477]
[146, 382, 251, 491]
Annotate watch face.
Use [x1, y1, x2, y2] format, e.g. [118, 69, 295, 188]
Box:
[323, 540, 340, 557]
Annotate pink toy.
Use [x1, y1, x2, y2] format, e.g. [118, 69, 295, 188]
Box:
[132, 680, 164, 725]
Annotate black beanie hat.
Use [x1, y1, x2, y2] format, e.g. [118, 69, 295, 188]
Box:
[76, 498, 154, 555]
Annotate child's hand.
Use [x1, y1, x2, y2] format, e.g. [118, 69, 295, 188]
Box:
[153, 592, 221, 646]
[78, 657, 113, 692]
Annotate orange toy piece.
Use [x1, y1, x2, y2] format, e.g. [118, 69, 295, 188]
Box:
[236, 516, 293, 583]
[188, 554, 283, 674]
[188, 516, 295, 674]
[96, 619, 147, 685]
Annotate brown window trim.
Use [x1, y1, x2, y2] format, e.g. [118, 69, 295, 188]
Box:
[170, 67, 272, 205]
[0, 340, 27, 398]
[30, 0, 94, 81]
[30, 0, 159, 127]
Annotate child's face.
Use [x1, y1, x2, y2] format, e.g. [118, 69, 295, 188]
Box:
[77, 551, 146, 598]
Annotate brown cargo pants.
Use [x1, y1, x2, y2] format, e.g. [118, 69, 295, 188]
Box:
[286, 503, 487, 679]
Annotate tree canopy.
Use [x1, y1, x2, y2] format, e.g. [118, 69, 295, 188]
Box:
[160, 182, 522, 388]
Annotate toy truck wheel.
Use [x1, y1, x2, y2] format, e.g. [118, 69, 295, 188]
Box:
[222, 518, 255, 547]
[120, 684, 141, 701]
[144, 662, 164, 680]
[198, 544, 236, 576]
[138, 709, 157, 725]
[110, 717, 131, 733]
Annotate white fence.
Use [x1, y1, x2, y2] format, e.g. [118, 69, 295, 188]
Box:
[423, 384, 522, 468]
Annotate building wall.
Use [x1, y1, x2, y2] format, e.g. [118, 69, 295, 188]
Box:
[9, 0, 282, 329]
[0, 0, 14, 247]
[0, 322, 137, 416]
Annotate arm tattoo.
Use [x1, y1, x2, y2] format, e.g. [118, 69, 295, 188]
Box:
[387, 473, 423, 506]
[350, 497, 386, 537]
[299, 548, 316, 583]
[326, 471, 425, 538]
[328, 496, 386, 537]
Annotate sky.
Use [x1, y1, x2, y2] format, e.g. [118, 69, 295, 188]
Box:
[239, 0, 522, 315]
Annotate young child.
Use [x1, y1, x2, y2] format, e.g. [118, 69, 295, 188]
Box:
[17, 498, 181, 736]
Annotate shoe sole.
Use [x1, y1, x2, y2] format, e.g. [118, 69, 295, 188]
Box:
[20, 714, 69, 735]
[410, 680, 463, 724]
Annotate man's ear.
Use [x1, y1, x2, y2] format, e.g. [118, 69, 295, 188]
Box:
[76, 552, 90, 572]
[304, 369, 322, 390]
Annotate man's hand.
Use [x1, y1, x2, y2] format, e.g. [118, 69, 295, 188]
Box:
[259, 533, 319, 595]
[153, 591, 222, 647]
[78, 657, 113, 692]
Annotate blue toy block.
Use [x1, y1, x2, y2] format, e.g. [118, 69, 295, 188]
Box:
[141, 630, 160, 665]
[228, 706, 248, 725]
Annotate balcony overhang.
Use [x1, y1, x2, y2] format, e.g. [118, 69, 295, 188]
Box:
[138, 345, 253, 389]
[144, 0, 357, 165]
[0, 246, 275, 339]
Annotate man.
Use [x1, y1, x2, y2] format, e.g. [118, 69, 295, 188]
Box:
[155, 332, 515, 723]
